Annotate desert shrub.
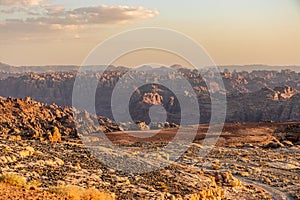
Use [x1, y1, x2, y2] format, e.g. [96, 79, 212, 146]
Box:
[49, 185, 115, 200]
[0, 173, 26, 187]
[27, 179, 42, 189]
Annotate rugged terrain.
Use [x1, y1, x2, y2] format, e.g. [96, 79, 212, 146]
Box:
[0, 97, 299, 199]
[0, 64, 299, 199]
[0, 66, 300, 123]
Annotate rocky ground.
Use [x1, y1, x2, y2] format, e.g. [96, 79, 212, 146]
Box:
[0, 97, 299, 199]
[0, 184, 66, 200]
[0, 127, 299, 200]
[0, 135, 300, 199]
[0, 136, 278, 200]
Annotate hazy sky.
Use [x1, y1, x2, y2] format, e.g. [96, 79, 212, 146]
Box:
[0, 0, 300, 66]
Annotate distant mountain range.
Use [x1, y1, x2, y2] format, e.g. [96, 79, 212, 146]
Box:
[219, 64, 300, 73]
[1, 62, 300, 73]
[0, 62, 79, 73]
[0, 64, 299, 124]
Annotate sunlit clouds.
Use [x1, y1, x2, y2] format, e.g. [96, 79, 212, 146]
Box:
[0, 4, 159, 33]
[0, 0, 44, 6]
[0, 0, 299, 66]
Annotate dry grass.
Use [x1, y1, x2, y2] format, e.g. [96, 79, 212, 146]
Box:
[0, 173, 114, 199]
[0, 173, 27, 187]
[49, 185, 115, 200]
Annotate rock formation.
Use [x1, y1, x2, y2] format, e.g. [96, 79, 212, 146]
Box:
[0, 97, 121, 142]
[0, 67, 299, 124]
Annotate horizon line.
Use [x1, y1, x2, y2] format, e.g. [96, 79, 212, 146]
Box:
[1, 61, 300, 68]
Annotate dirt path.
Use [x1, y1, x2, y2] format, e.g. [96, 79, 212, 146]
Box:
[191, 163, 294, 200]
[236, 176, 293, 200]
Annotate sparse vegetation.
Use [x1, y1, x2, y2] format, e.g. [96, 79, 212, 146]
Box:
[49, 185, 115, 200]
[0, 173, 26, 187]
[27, 179, 42, 189]
[189, 188, 224, 200]
[0, 173, 114, 199]
[0, 96, 299, 199]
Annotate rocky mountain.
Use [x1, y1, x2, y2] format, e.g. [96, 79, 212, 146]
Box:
[226, 86, 300, 122]
[0, 62, 79, 73]
[0, 67, 299, 124]
[0, 96, 121, 142]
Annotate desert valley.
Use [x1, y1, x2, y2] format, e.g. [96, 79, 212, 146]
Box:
[0, 63, 299, 200]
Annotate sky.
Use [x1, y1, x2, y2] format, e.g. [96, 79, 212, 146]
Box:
[0, 0, 300, 66]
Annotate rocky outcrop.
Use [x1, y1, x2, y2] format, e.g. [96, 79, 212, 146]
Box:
[273, 86, 298, 100]
[0, 68, 299, 124]
[226, 86, 300, 123]
[0, 97, 121, 141]
[274, 124, 300, 144]
[143, 92, 163, 105]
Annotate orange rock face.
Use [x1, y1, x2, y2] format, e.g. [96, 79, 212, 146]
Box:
[143, 92, 163, 105]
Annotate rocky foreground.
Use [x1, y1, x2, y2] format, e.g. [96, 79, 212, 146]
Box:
[0, 98, 299, 199]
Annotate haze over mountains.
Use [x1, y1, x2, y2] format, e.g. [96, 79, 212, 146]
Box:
[0, 62, 299, 124]
[1, 62, 300, 73]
